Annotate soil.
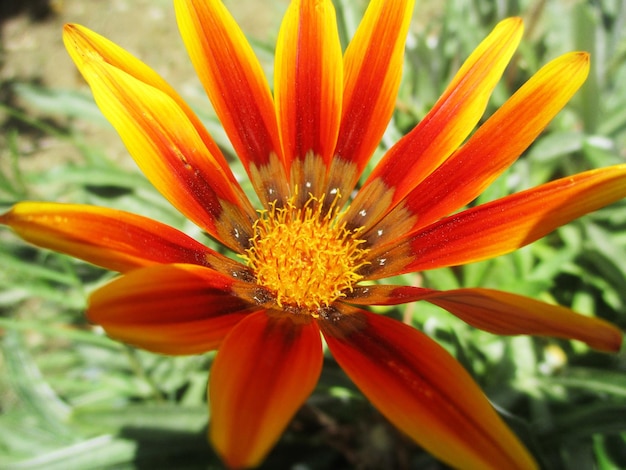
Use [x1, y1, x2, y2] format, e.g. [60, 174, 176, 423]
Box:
[1, 0, 290, 88]
[0, 0, 290, 178]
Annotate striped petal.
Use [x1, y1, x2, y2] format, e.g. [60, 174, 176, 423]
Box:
[88, 264, 256, 354]
[365, 165, 626, 278]
[320, 307, 538, 470]
[344, 286, 622, 352]
[71, 56, 256, 252]
[344, 17, 523, 229]
[274, 0, 342, 197]
[63, 24, 227, 172]
[326, 0, 415, 201]
[0, 202, 241, 273]
[427, 288, 623, 352]
[365, 52, 590, 244]
[175, 0, 288, 205]
[209, 310, 323, 469]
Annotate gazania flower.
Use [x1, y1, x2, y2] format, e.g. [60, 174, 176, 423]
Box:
[3, 0, 626, 468]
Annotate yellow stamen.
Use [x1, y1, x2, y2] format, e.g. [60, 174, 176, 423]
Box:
[243, 193, 369, 314]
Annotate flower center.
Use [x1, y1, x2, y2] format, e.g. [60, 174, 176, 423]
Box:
[243, 194, 369, 314]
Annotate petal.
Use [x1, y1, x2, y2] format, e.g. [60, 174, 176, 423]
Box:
[0, 202, 241, 273]
[88, 264, 256, 354]
[345, 284, 434, 306]
[175, 0, 288, 205]
[344, 286, 622, 352]
[344, 17, 523, 229]
[426, 288, 623, 352]
[326, 0, 415, 201]
[274, 0, 342, 193]
[209, 310, 323, 469]
[365, 52, 590, 244]
[73, 56, 256, 251]
[320, 307, 538, 470]
[365, 164, 626, 278]
[63, 24, 227, 172]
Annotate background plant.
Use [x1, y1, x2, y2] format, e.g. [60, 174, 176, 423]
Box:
[1, 0, 625, 468]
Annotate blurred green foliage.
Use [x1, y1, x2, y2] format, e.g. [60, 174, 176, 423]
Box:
[1, 0, 626, 468]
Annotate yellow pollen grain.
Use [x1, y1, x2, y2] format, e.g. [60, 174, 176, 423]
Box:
[243, 194, 369, 313]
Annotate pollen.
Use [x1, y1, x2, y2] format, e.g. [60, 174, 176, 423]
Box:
[243, 194, 369, 314]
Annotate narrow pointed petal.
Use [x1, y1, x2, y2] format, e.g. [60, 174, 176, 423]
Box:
[427, 288, 623, 352]
[209, 311, 323, 469]
[63, 24, 228, 172]
[88, 264, 256, 354]
[344, 18, 523, 228]
[345, 284, 434, 306]
[73, 57, 256, 251]
[326, 0, 415, 200]
[320, 307, 537, 470]
[274, 0, 342, 189]
[365, 164, 626, 278]
[175, 0, 288, 204]
[366, 52, 590, 243]
[0, 202, 241, 273]
[344, 286, 622, 352]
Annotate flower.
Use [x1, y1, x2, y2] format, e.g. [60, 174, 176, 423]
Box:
[2, 0, 626, 468]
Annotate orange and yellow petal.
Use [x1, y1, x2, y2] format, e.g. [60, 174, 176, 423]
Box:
[274, 0, 342, 187]
[88, 264, 255, 355]
[366, 52, 590, 241]
[327, 0, 415, 199]
[72, 56, 256, 251]
[63, 23, 227, 170]
[0, 202, 239, 273]
[209, 310, 323, 469]
[175, 0, 288, 205]
[426, 288, 623, 352]
[344, 17, 523, 228]
[365, 164, 626, 278]
[345, 285, 622, 352]
[345, 284, 433, 306]
[320, 307, 538, 470]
